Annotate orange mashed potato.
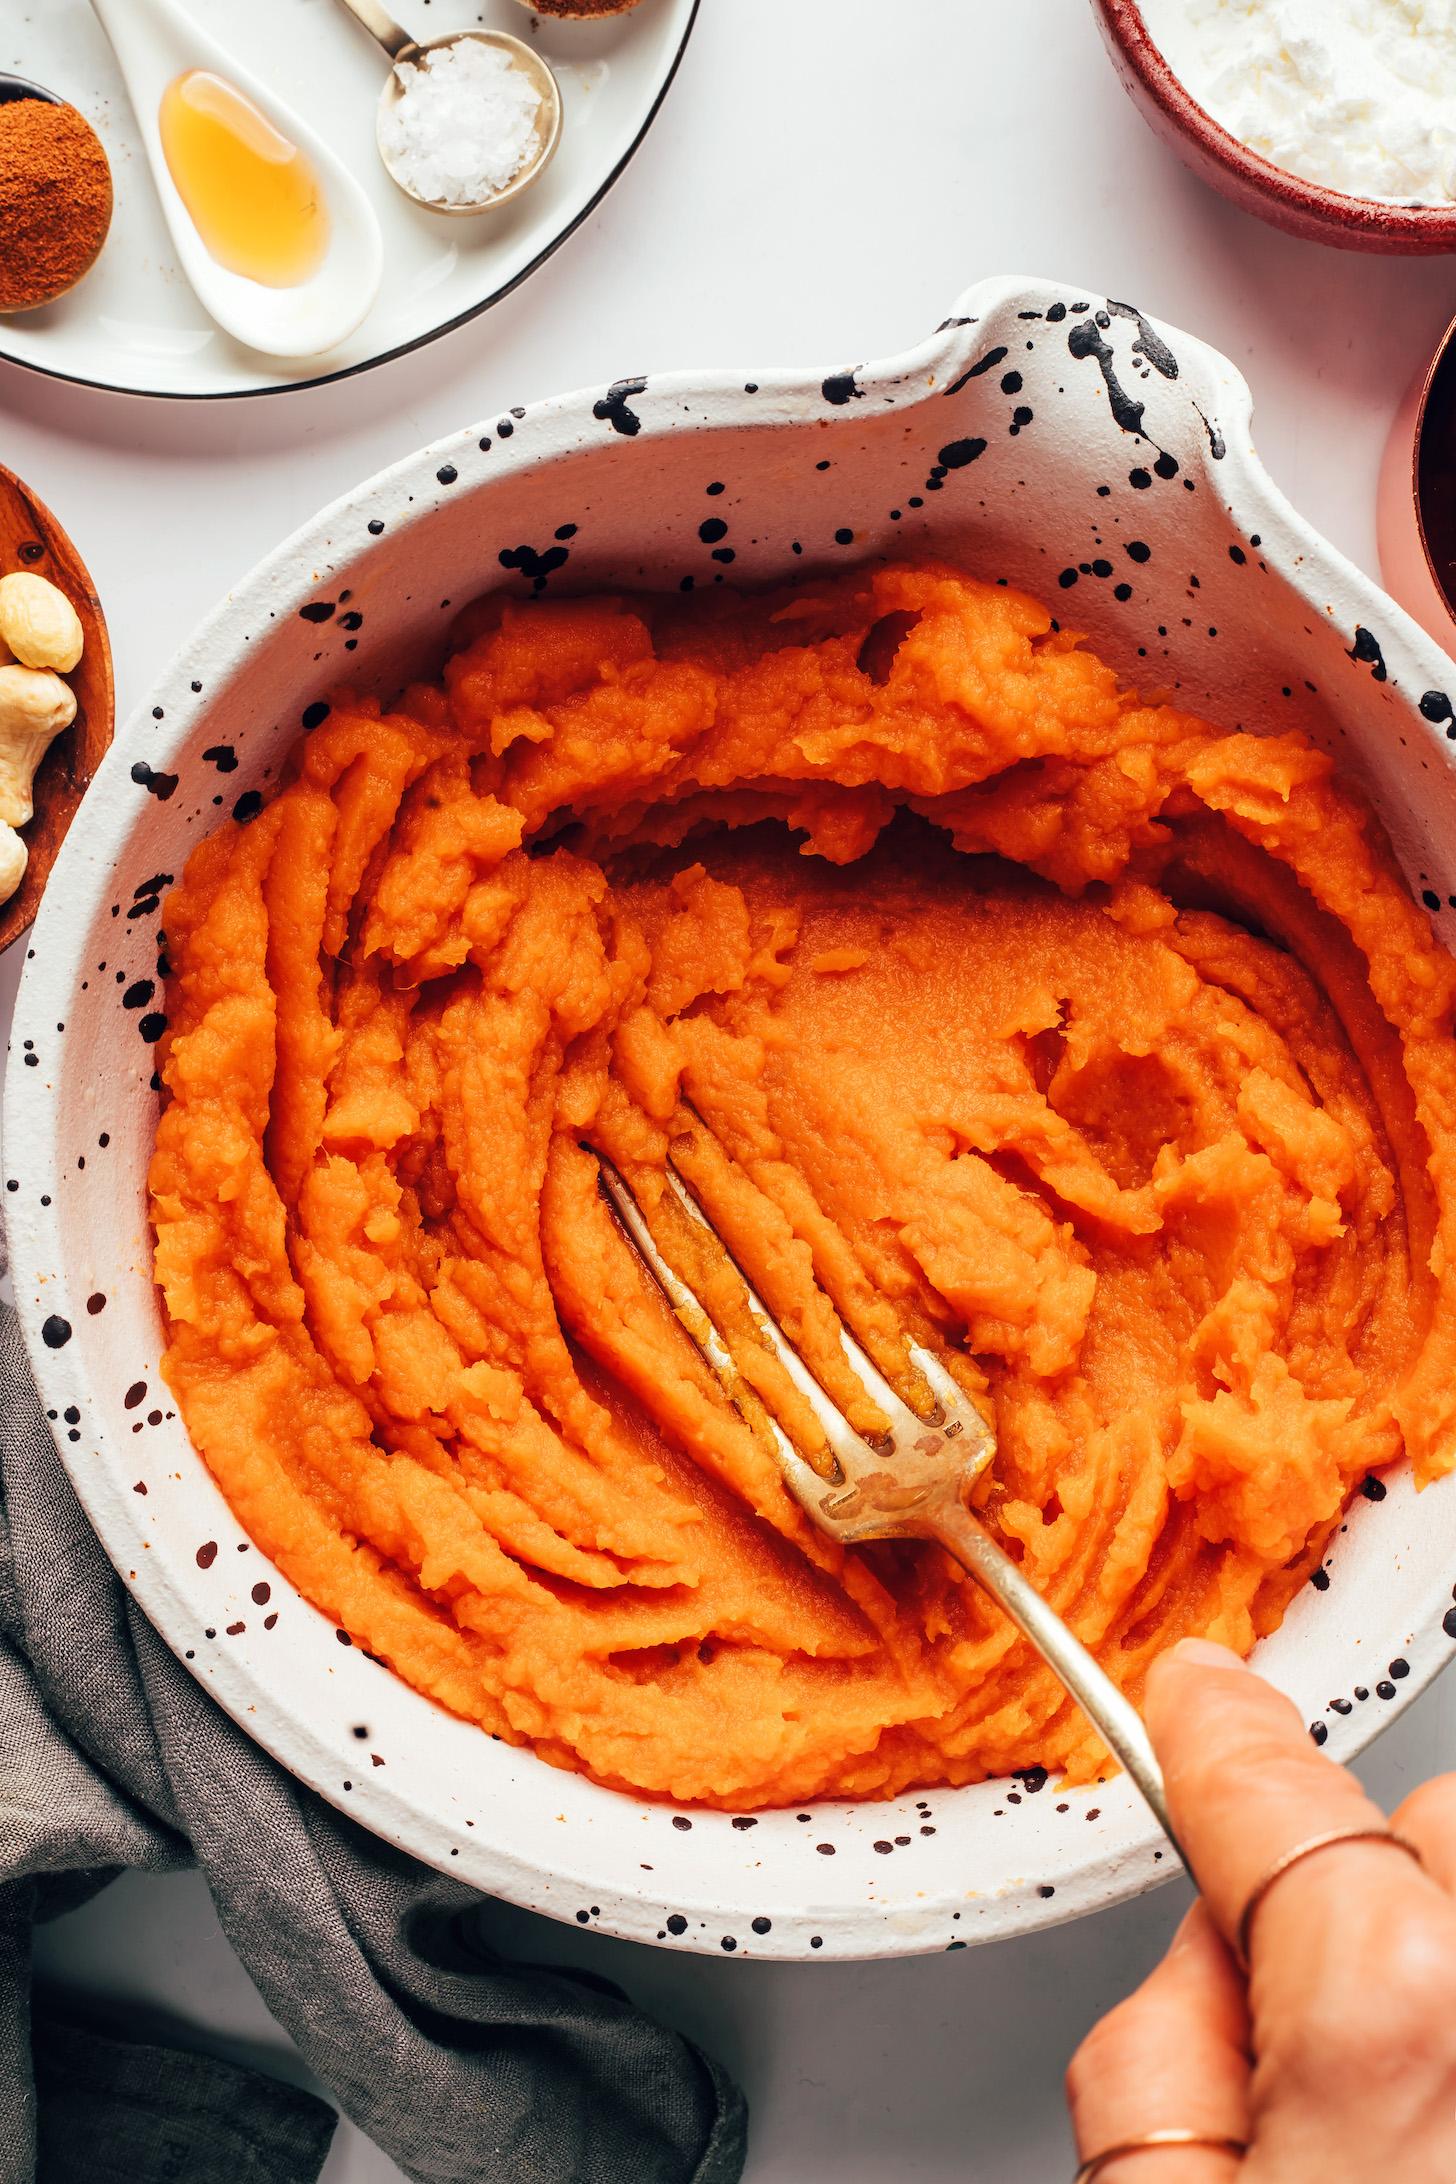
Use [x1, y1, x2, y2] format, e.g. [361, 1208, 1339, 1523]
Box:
[148, 564, 1456, 1807]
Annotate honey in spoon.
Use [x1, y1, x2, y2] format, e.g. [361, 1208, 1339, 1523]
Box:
[158, 70, 329, 287]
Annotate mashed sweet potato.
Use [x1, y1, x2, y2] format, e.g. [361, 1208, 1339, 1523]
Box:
[148, 564, 1456, 1806]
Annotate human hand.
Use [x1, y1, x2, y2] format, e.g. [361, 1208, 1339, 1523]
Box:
[1065, 1638, 1456, 2180]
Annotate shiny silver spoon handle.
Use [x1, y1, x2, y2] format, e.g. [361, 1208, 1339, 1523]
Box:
[329, 0, 414, 60]
[931, 1497, 1191, 1877]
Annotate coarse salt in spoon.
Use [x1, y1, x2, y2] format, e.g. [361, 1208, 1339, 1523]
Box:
[330, 0, 562, 214]
[86, 0, 383, 360]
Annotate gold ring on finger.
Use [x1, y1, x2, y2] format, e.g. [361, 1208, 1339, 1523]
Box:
[1236, 1825, 1423, 1969]
[1074, 2130, 1248, 2182]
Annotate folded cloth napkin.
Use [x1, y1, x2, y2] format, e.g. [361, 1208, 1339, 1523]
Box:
[0, 1306, 747, 2184]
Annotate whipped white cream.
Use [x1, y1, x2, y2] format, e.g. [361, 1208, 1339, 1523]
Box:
[1137, 0, 1456, 204]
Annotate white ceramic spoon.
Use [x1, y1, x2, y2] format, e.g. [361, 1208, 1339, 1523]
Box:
[87, 0, 383, 361]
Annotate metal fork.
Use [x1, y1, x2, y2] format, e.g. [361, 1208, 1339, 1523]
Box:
[596, 1151, 1186, 1867]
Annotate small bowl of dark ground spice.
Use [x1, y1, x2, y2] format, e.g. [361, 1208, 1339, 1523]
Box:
[0, 84, 114, 314]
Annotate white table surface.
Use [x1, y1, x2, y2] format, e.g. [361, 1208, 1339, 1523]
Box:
[6, 1, 1456, 2176]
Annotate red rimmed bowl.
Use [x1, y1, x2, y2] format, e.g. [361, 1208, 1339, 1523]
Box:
[1092, 0, 1456, 254]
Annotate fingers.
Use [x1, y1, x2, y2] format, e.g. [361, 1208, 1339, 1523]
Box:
[1146, 1642, 1456, 2177]
[1392, 1772, 1456, 1893]
[1074, 1673, 1456, 2180]
[1066, 1905, 1250, 2181]
[1144, 1639, 1399, 1957]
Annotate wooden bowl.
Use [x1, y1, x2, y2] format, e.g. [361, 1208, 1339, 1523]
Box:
[0, 463, 113, 954]
[1091, 0, 1456, 255]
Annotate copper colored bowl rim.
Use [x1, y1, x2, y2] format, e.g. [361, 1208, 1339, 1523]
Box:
[1093, 0, 1456, 243]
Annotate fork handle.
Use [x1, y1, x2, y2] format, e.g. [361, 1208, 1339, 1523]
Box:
[930, 1499, 1192, 1877]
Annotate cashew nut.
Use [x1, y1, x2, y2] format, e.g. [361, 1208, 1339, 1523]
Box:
[0, 824, 27, 907]
[0, 665, 77, 827]
[0, 572, 84, 674]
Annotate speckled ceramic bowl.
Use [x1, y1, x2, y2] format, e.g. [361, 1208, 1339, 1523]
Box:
[1092, 0, 1456, 253]
[9, 275, 1456, 1961]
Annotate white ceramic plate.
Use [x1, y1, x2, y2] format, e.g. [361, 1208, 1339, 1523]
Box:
[10, 274, 1456, 1959]
[0, 0, 696, 399]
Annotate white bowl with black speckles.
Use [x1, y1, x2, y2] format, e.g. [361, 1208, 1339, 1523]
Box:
[9, 275, 1456, 1961]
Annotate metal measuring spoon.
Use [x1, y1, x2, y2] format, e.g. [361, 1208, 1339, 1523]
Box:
[0, 73, 116, 311]
[0, 74, 62, 105]
[329, 0, 563, 215]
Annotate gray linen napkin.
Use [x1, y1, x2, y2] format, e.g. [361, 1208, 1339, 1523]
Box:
[0, 1305, 747, 2184]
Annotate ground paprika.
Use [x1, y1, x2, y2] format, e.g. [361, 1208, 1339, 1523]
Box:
[0, 98, 113, 313]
